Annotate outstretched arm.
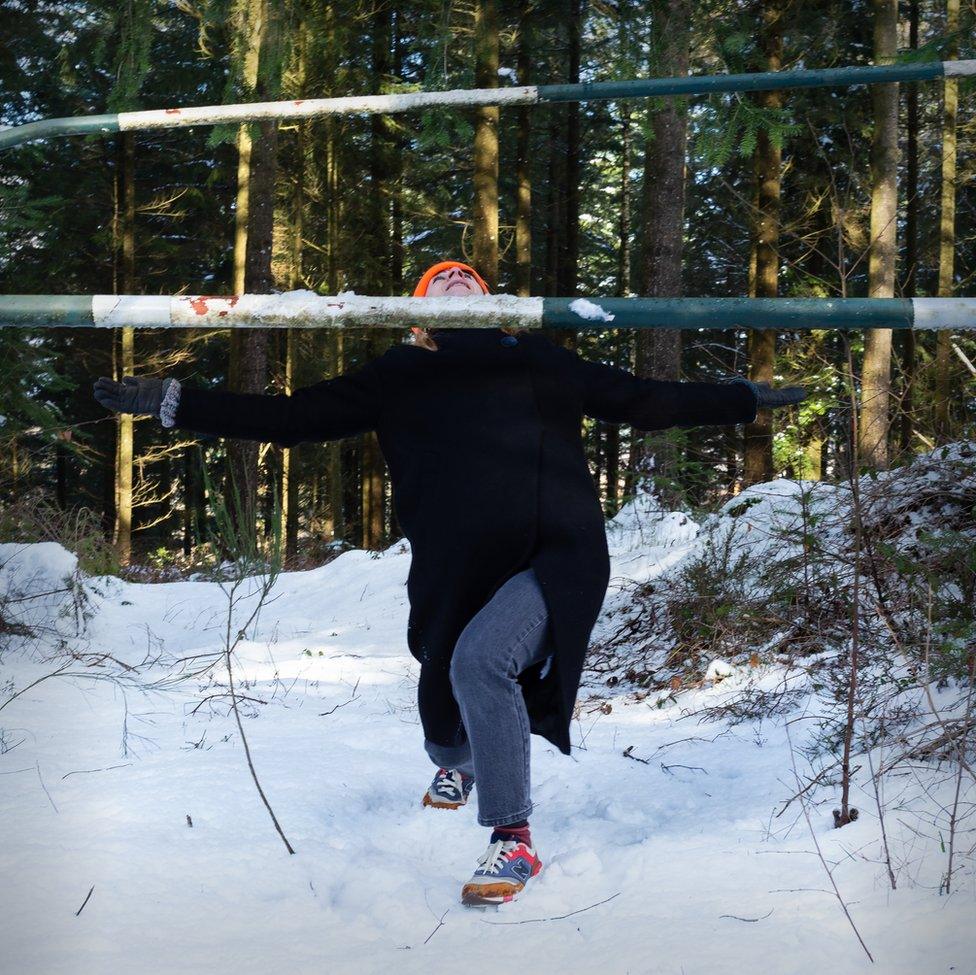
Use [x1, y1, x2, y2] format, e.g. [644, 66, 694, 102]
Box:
[575, 355, 805, 429]
[93, 360, 384, 448]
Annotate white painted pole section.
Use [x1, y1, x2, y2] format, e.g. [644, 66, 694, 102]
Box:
[167, 292, 546, 329]
[119, 87, 540, 131]
[944, 59, 976, 77]
[912, 297, 976, 330]
[92, 294, 171, 326]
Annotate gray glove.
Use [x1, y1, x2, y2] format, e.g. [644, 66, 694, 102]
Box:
[93, 375, 174, 417]
[731, 377, 807, 409]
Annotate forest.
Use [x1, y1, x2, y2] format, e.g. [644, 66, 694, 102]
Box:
[1, 0, 972, 569]
[1, 1, 975, 969]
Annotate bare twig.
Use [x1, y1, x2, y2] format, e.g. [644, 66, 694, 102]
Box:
[943, 651, 976, 895]
[0, 663, 73, 713]
[74, 885, 94, 917]
[423, 908, 449, 944]
[483, 892, 621, 925]
[720, 909, 774, 922]
[61, 764, 132, 780]
[862, 720, 896, 890]
[35, 761, 58, 814]
[785, 721, 874, 963]
[319, 678, 361, 716]
[226, 640, 295, 855]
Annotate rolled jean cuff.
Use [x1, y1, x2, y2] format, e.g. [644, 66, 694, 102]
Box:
[424, 738, 475, 779]
[478, 803, 534, 829]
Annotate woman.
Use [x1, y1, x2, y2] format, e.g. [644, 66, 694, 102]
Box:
[93, 260, 804, 906]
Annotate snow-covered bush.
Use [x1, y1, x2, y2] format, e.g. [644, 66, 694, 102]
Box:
[589, 443, 976, 753]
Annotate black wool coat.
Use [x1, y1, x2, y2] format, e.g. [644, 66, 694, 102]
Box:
[172, 327, 757, 755]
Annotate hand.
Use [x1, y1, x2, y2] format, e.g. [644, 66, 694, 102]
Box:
[93, 375, 169, 416]
[732, 377, 807, 409]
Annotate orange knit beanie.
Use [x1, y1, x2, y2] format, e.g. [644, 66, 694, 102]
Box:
[412, 260, 490, 298]
[411, 261, 490, 336]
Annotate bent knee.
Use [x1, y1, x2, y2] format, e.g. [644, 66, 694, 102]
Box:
[450, 634, 502, 690]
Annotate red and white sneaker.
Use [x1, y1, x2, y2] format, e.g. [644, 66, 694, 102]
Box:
[461, 832, 543, 906]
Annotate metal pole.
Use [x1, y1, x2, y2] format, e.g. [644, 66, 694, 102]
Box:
[1, 294, 973, 330]
[2, 60, 973, 150]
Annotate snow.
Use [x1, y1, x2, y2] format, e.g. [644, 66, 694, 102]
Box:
[704, 658, 736, 681]
[2, 475, 974, 974]
[167, 292, 545, 330]
[569, 298, 615, 322]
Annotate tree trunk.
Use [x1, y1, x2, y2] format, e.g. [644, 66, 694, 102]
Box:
[182, 445, 196, 556]
[900, 0, 919, 455]
[391, 8, 405, 294]
[473, 0, 500, 287]
[515, 0, 533, 297]
[116, 131, 136, 564]
[743, 0, 783, 486]
[859, 0, 899, 469]
[560, 0, 583, 297]
[360, 0, 395, 550]
[934, 0, 959, 442]
[227, 0, 276, 537]
[617, 106, 631, 298]
[635, 0, 690, 484]
[544, 106, 564, 298]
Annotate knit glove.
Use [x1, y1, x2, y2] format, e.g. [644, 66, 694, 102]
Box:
[731, 377, 807, 409]
[93, 375, 181, 427]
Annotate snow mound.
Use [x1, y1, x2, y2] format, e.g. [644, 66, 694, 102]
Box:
[0, 542, 85, 636]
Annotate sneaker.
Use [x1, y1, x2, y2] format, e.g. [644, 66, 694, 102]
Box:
[461, 833, 543, 906]
[422, 767, 475, 810]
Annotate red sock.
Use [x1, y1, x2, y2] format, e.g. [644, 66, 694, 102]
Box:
[490, 822, 532, 848]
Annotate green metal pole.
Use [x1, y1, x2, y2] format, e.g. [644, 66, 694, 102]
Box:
[539, 60, 949, 102]
[542, 297, 918, 330]
[2, 60, 973, 150]
[0, 115, 120, 151]
[0, 295, 94, 327]
[3, 294, 973, 330]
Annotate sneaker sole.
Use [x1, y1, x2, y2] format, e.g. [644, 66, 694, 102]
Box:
[460, 862, 542, 906]
[422, 793, 466, 810]
[461, 882, 524, 906]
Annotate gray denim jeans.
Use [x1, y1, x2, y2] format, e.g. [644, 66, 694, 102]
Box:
[424, 566, 552, 827]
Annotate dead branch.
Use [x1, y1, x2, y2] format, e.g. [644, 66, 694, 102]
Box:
[785, 722, 874, 963]
[720, 909, 774, 922]
[74, 886, 94, 917]
[482, 892, 621, 925]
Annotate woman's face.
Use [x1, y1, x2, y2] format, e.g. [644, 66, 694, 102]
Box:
[424, 266, 484, 298]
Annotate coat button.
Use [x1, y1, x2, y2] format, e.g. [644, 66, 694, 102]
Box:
[500, 334, 518, 347]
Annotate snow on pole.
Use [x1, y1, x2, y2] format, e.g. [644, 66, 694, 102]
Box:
[4, 294, 976, 331]
[166, 292, 545, 329]
[3, 60, 975, 150]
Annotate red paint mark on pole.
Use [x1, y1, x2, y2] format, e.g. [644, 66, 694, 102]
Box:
[165, 108, 182, 115]
[294, 100, 305, 106]
[187, 295, 239, 316]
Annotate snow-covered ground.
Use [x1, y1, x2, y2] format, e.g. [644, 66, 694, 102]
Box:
[1, 488, 974, 975]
